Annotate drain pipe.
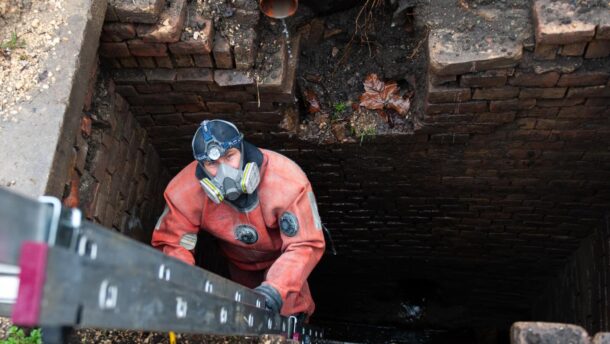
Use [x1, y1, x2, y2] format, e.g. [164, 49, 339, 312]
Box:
[259, 0, 298, 18]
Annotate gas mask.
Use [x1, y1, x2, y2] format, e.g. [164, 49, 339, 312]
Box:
[199, 161, 260, 204]
[192, 120, 261, 204]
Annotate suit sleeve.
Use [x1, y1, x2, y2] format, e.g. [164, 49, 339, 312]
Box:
[151, 190, 200, 265]
[263, 182, 325, 307]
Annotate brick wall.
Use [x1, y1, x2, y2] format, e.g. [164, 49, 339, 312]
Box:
[60, 61, 170, 242]
[93, 0, 610, 330]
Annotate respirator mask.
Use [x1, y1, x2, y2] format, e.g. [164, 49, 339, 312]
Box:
[192, 120, 260, 204]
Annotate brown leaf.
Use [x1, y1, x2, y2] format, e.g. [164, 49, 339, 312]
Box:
[387, 95, 411, 116]
[362, 73, 385, 93]
[304, 89, 321, 114]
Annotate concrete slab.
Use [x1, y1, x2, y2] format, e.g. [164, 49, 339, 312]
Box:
[0, 0, 107, 198]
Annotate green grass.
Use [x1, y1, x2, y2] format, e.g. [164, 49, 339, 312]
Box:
[0, 326, 42, 344]
[1, 32, 26, 50]
[331, 102, 348, 120]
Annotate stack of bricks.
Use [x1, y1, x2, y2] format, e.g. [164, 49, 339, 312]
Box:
[61, 60, 170, 242]
[99, 0, 299, 174]
[424, 0, 609, 134]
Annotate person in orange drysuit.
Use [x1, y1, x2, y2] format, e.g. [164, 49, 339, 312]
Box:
[151, 119, 325, 317]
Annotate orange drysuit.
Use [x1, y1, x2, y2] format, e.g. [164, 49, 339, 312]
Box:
[152, 149, 325, 316]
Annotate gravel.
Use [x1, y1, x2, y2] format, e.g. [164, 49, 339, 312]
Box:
[0, 0, 66, 127]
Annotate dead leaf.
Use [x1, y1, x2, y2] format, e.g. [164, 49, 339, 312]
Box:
[359, 73, 411, 118]
[304, 89, 321, 114]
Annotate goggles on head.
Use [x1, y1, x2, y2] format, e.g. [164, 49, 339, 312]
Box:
[192, 120, 244, 162]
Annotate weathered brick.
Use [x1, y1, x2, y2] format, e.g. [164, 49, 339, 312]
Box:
[427, 83, 471, 103]
[557, 71, 609, 87]
[115, 85, 139, 97]
[128, 93, 199, 105]
[559, 42, 587, 56]
[585, 98, 610, 106]
[119, 57, 138, 68]
[534, 44, 558, 60]
[214, 70, 254, 87]
[460, 70, 508, 88]
[173, 55, 194, 67]
[472, 87, 519, 100]
[536, 98, 585, 107]
[135, 115, 155, 127]
[99, 42, 131, 58]
[558, 106, 606, 118]
[101, 23, 136, 42]
[213, 33, 233, 69]
[136, 0, 187, 43]
[519, 87, 567, 99]
[428, 29, 522, 76]
[172, 82, 208, 92]
[111, 0, 165, 24]
[169, 20, 213, 54]
[183, 112, 216, 123]
[430, 73, 457, 86]
[425, 101, 488, 114]
[243, 102, 276, 112]
[533, 0, 596, 45]
[489, 99, 536, 112]
[176, 103, 207, 112]
[511, 322, 589, 344]
[136, 57, 156, 68]
[152, 113, 184, 125]
[112, 69, 147, 84]
[127, 40, 168, 57]
[234, 29, 256, 70]
[566, 85, 610, 98]
[206, 102, 241, 113]
[193, 54, 214, 68]
[144, 69, 176, 82]
[474, 112, 516, 123]
[135, 83, 172, 94]
[176, 68, 213, 83]
[155, 56, 173, 68]
[509, 71, 559, 87]
[585, 40, 610, 59]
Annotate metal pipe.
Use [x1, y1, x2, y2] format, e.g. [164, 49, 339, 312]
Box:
[259, 0, 298, 19]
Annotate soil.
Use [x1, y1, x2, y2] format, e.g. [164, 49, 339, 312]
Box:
[292, 0, 425, 144]
[0, 0, 65, 126]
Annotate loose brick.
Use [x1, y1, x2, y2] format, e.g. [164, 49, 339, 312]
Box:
[193, 54, 214, 68]
[176, 68, 213, 83]
[213, 33, 233, 69]
[566, 85, 610, 98]
[214, 70, 254, 87]
[460, 70, 508, 87]
[136, 0, 187, 43]
[585, 40, 610, 59]
[533, 0, 596, 45]
[112, 0, 165, 24]
[509, 71, 559, 87]
[559, 42, 587, 56]
[557, 71, 609, 87]
[534, 44, 558, 60]
[428, 29, 522, 76]
[472, 87, 519, 100]
[519, 87, 567, 99]
[99, 42, 131, 58]
[128, 40, 168, 57]
[427, 83, 471, 103]
[101, 23, 136, 42]
[206, 102, 241, 113]
[489, 99, 536, 112]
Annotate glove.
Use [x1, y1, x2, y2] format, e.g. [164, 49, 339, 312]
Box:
[254, 284, 283, 314]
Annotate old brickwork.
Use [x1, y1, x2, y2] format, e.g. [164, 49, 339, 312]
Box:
[93, 0, 610, 330]
[60, 61, 170, 242]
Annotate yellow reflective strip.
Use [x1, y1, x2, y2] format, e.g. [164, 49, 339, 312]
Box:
[202, 179, 224, 202]
[241, 163, 251, 192]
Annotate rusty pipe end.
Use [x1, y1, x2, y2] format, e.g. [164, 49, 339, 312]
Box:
[259, 0, 298, 19]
